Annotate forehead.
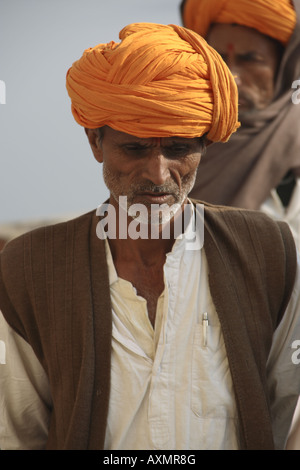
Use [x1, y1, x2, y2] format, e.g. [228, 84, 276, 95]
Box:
[102, 126, 199, 144]
[207, 23, 281, 56]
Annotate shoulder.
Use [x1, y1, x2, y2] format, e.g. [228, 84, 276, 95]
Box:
[1, 210, 95, 264]
[191, 198, 295, 243]
[192, 197, 278, 222]
[0, 209, 99, 343]
[0, 209, 96, 309]
[192, 197, 296, 288]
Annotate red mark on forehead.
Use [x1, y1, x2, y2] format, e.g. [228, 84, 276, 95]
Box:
[153, 137, 162, 145]
[227, 43, 234, 53]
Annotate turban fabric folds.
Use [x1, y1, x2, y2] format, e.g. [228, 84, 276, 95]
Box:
[181, 0, 296, 46]
[66, 23, 240, 142]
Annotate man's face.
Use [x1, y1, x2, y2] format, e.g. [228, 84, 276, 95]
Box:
[94, 127, 204, 223]
[207, 24, 283, 120]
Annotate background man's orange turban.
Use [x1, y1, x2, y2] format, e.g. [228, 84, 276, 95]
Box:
[181, 0, 296, 46]
[66, 23, 240, 143]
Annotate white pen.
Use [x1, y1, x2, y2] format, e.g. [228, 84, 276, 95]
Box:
[202, 312, 208, 347]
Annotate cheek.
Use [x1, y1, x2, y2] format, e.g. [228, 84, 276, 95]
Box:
[239, 65, 275, 110]
[103, 157, 135, 182]
[246, 65, 275, 93]
[257, 66, 274, 85]
[184, 153, 202, 172]
[176, 154, 202, 185]
[255, 68, 276, 106]
[172, 154, 197, 170]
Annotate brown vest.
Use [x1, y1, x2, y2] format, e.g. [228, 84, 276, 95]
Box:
[0, 201, 296, 450]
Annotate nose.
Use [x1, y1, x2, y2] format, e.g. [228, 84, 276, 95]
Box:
[225, 46, 242, 87]
[141, 150, 170, 186]
[230, 67, 242, 87]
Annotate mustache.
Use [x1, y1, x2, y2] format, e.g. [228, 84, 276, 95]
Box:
[129, 181, 180, 194]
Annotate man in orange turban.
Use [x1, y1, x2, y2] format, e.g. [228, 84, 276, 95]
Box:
[0, 22, 300, 451]
[181, 0, 300, 249]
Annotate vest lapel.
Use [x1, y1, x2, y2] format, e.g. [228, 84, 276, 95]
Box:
[203, 208, 274, 450]
[87, 211, 112, 449]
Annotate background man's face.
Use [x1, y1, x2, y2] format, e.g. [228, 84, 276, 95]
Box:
[207, 24, 283, 119]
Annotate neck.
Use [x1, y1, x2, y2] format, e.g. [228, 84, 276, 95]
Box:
[108, 236, 173, 267]
[106, 196, 186, 265]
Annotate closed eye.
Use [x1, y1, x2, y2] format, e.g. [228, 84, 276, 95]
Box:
[220, 52, 265, 64]
[238, 52, 265, 63]
[121, 143, 151, 154]
[163, 144, 192, 158]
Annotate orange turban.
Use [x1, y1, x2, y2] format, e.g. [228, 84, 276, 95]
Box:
[181, 0, 296, 46]
[66, 23, 240, 143]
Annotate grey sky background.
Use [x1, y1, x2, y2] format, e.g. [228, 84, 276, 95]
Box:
[0, 0, 181, 223]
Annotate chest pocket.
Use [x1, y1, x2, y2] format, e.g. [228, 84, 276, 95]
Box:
[191, 322, 237, 419]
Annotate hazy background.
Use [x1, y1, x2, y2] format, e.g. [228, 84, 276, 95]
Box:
[0, 0, 181, 223]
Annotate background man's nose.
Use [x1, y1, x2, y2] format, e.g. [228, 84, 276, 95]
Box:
[230, 67, 242, 87]
[225, 45, 242, 88]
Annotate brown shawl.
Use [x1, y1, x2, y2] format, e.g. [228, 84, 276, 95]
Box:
[183, 0, 300, 209]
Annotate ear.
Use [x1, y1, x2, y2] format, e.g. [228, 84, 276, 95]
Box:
[84, 128, 103, 163]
